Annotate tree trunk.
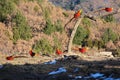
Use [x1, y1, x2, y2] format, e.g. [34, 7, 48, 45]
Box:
[68, 17, 83, 53]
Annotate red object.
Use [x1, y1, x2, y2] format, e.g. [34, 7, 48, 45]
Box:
[29, 50, 36, 57]
[104, 7, 113, 12]
[74, 11, 81, 18]
[56, 49, 62, 55]
[79, 47, 86, 53]
[6, 56, 14, 60]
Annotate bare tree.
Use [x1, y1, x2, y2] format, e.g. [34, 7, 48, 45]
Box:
[67, 8, 120, 53]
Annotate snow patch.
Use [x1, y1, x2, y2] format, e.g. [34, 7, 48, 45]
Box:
[48, 67, 67, 75]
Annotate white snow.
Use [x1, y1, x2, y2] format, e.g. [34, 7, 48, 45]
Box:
[44, 59, 57, 65]
[90, 73, 104, 78]
[48, 67, 67, 75]
[0, 64, 3, 69]
[75, 76, 82, 79]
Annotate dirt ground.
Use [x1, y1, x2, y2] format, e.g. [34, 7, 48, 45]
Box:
[0, 50, 120, 80]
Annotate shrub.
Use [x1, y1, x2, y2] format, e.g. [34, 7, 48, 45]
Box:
[43, 19, 56, 35]
[53, 36, 62, 50]
[86, 39, 93, 48]
[97, 40, 105, 49]
[12, 12, 32, 42]
[43, 7, 51, 20]
[34, 5, 39, 12]
[102, 28, 118, 43]
[55, 20, 64, 33]
[37, 0, 43, 3]
[32, 38, 54, 54]
[73, 26, 89, 45]
[103, 14, 115, 22]
[0, 0, 15, 22]
[11, 0, 20, 5]
[82, 18, 91, 27]
[93, 40, 99, 47]
[86, 39, 105, 49]
[43, 19, 64, 35]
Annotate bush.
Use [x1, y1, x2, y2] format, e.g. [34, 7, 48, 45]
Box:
[43, 7, 51, 20]
[37, 0, 43, 3]
[55, 20, 64, 33]
[103, 14, 115, 22]
[53, 36, 62, 50]
[43, 19, 56, 35]
[82, 18, 91, 27]
[97, 40, 105, 49]
[43, 19, 64, 35]
[102, 28, 118, 44]
[86, 39, 93, 48]
[0, 0, 15, 22]
[11, 0, 20, 5]
[32, 38, 54, 54]
[73, 26, 89, 45]
[86, 39, 105, 49]
[12, 12, 32, 42]
[34, 5, 39, 12]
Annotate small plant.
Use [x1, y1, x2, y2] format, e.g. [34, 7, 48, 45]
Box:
[43, 19, 56, 35]
[103, 14, 115, 22]
[12, 12, 32, 42]
[0, 0, 15, 22]
[55, 20, 64, 33]
[97, 40, 105, 49]
[102, 28, 118, 43]
[43, 19, 64, 35]
[34, 5, 39, 12]
[82, 18, 91, 27]
[37, 0, 43, 4]
[11, 0, 20, 5]
[53, 36, 62, 50]
[43, 7, 51, 20]
[4, 30, 13, 40]
[93, 40, 99, 47]
[32, 38, 54, 54]
[73, 26, 89, 45]
[86, 39, 93, 48]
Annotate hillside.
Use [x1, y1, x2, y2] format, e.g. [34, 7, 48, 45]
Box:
[0, 0, 74, 54]
[0, 0, 120, 56]
[0, 0, 120, 80]
[49, 0, 120, 21]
